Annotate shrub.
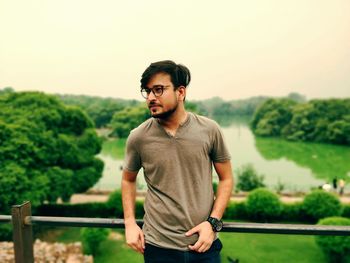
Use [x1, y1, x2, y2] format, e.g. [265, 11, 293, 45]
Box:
[342, 204, 350, 218]
[81, 227, 110, 256]
[302, 190, 342, 222]
[316, 217, 350, 263]
[223, 201, 248, 220]
[135, 200, 145, 218]
[106, 190, 123, 217]
[245, 188, 282, 222]
[280, 202, 305, 222]
[236, 164, 265, 191]
[0, 225, 12, 241]
[35, 203, 113, 218]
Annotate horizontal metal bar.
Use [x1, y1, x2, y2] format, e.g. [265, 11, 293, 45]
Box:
[27, 216, 350, 236]
[222, 222, 350, 236]
[2, 215, 350, 236]
[26, 216, 144, 228]
[0, 215, 12, 223]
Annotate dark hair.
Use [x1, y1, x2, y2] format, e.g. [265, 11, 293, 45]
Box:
[140, 60, 191, 89]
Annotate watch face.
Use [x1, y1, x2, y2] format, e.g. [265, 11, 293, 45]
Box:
[215, 220, 223, 231]
[208, 217, 223, 232]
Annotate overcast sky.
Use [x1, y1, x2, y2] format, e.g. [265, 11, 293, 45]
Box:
[1, 0, 349, 101]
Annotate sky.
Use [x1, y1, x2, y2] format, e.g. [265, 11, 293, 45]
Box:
[0, 0, 350, 101]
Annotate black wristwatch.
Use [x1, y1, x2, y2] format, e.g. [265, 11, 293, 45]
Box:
[207, 217, 223, 232]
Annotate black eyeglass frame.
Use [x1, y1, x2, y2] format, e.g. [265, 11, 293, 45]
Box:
[140, 85, 172, 99]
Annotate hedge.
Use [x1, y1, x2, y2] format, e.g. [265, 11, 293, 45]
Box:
[245, 188, 282, 222]
[316, 217, 350, 262]
[302, 190, 343, 222]
[33, 191, 348, 223]
[35, 200, 144, 219]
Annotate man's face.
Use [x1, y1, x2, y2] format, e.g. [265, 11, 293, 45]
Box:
[145, 72, 179, 119]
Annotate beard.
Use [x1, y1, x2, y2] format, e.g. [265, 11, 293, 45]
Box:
[150, 103, 178, 120]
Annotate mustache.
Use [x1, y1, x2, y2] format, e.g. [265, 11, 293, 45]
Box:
[148, 101, 162, 107]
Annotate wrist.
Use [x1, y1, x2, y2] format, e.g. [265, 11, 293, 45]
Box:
[206, 216, 223, 232]
[124, 218, 137, 226]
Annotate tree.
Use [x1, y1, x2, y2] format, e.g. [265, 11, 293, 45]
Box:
[109, 104, 150, 138]
[251, 98, 297, 136]
[287, 92, 306, 103]
[58, 94, 139, 128]
[252, 98, 350, 145]
[0, 87, 14, 95]
[283, 99, 350, 144]
[0, 92, 103, 213]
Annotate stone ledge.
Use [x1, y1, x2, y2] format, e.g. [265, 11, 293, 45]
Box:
[0, 239, 93, 263]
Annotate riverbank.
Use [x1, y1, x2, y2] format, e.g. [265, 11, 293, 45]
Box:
[68, 190, 350, 204]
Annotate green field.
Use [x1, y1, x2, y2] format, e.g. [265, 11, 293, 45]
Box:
[37, 227, 349, 263]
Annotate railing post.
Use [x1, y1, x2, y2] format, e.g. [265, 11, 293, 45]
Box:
[11, 201, 34, 263]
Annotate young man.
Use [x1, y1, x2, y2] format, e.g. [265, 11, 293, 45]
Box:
[122, 60, 233, 263]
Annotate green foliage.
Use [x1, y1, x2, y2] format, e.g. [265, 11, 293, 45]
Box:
[326, 116, 350, 145]
[343, 205, 350, 218]
[252, 98, 350, 145]
[35, 203, 113, 218]
[223, 201, 248, 220]
[316, 217, 350, 263]
[35, 195, 349, 224]
[280, 203, 305, 222]
[302, 190, 342, 221]
[212, 182, 218, 195]
[0, 225, 12, 241]
[251, 98, 297, 136]
[106, 190, 123, 216]
[0, 92, 103, 213]
[81, 227, 110, 256]
[246, 188, 282, 221]
[58, 94, 139, 128]
[110, 104, 150, 138]
[236, 164, 265, 191]
[0, 87, 14, 95]
[207, 96, 269, 121]
[286, 92, 307, 103]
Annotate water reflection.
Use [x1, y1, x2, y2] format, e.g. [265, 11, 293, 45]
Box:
[255, 137, 350, 181]
[94, 120, 350, 192]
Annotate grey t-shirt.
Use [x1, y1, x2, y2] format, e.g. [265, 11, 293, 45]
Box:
[123, 112, 231, 250]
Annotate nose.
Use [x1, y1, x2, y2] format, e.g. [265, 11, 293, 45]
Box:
[147, 90, 157, 100]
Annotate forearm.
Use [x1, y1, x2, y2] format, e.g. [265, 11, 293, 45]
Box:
[210, 176, 233, 219]
[122, 178, 137, 225]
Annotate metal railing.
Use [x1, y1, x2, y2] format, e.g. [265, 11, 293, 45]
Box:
[1, 201, 350, 263]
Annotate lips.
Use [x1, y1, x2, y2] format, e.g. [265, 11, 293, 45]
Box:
[148, 104, 161, 109]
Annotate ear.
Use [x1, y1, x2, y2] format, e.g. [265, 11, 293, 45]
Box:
[177, 86, 186, 102]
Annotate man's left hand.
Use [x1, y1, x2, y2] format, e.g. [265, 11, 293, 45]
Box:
[185, 221, 215, 253]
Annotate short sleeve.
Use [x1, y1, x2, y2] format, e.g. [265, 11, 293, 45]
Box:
[123, 132, 142, 172]
[209, 123, 231, 163]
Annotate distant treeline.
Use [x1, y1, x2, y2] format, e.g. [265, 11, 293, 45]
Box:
[251, 98, 350, 145]
[58, 91, 305, 136]
[1, 87, 307, 138]
[58, 94, 202, 138]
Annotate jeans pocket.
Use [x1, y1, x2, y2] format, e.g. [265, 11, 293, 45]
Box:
[211, 239, 223, 252]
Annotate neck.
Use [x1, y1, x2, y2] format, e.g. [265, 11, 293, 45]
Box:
[158, 106, 187, 130]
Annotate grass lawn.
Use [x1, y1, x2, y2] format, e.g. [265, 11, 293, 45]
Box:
[36, 227, 343, 263]
[220, 232, 327, 263]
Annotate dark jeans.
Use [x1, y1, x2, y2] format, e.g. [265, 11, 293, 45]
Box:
[144, 239, 222, 263]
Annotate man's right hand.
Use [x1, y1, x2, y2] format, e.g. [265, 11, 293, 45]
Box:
[125, 222, 145, 254]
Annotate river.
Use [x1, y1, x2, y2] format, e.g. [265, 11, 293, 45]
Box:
[93, 121, 350, 192]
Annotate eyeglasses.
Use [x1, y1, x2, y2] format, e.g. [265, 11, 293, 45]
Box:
[140, 85, 171, 99]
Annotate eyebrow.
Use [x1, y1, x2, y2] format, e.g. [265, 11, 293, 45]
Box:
[146, 85, 169, 89]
